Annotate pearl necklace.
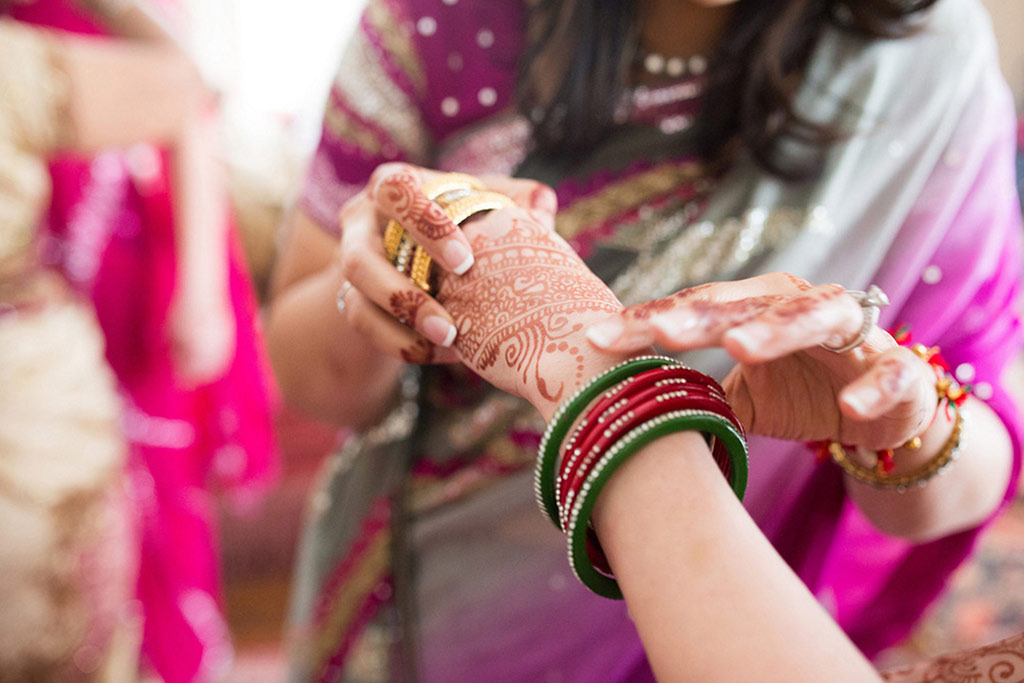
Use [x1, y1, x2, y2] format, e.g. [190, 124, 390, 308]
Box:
[635, 49, 708, 79]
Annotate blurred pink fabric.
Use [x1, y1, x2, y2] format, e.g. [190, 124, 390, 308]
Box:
[10, 2, 279, 680]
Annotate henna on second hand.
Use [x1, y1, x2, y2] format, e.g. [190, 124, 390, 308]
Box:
[785, 273, 813, 291]
[883, 632, 1024, 683]
[623, 297, 677, 321]
[389, 289, 429, 326]
[765, 285, 845, 323]
[379, 172, 455, 240]
[400, 338, 435, 364]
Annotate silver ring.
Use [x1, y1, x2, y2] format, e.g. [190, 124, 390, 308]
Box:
[336, 281, 352, 314]
[821, 284, 889, 354]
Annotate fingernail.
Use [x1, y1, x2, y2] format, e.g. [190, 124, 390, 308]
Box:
[586, 318, 624, 348]
[725, 323, 771, 354]
[423, 316, 457, 347]
[844, 387, 881, 416]
[651, 311, 698, 338]
[443, 241, 474, 275]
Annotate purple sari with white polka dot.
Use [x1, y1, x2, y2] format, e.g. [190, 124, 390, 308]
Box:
[289, 0, 1024, 681]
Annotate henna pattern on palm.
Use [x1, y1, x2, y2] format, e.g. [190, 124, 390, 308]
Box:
[437, 215, 620, 403]
[378, 172, 456, 240]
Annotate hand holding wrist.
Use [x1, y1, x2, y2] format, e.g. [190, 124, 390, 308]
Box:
[436, 207, 623, 410]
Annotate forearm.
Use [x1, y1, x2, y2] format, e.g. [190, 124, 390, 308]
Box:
[266, 263, 402, 428]
[592, 432, 882, 683]
[169, 104, 229, 307]
[846, 396, 1012, 542]
[525, 344, 877, 680]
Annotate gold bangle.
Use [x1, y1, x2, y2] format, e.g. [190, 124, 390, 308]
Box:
[441, 191, 516, 225]
[385, 185, 515, 292]
[409, 245, 433, 289]
[384, 220, 405, 262]
[829, 407, 965, 491]
[382, 173, 487, 291]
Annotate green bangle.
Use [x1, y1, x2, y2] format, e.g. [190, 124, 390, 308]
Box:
[534, 355, 683, 528]
[566, 410, 748, 599]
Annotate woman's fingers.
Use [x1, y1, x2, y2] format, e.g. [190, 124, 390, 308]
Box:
[369, 163, 476, 274]
[586, 272, 809, 352]
[587, 294, 786, 352]
[720, 284, 864, 363]
[480, 175, 559, 214]
[839, 346, 935, 424]
[341, 287, 459, 364]
[339, 195, 460, 351]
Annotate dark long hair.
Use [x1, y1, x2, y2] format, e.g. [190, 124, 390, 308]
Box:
[519, 0, 939, 180]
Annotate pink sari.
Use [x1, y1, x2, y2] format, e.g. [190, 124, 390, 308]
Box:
[10, 3, 279, 680]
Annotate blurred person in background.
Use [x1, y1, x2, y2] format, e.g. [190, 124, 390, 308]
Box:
[1, 0, 277, 680]
[267, 0, 1022, 680]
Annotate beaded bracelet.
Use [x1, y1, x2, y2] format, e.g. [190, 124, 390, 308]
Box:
[566, 410, 748, 598]
[813, 325, 972, 488]
[828, 407, 964, 490]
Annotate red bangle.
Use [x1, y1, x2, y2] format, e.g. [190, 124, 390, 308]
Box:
[556, 366, 725, 512]
[559, 390, 740, 529]
[558, 373, 728, 519]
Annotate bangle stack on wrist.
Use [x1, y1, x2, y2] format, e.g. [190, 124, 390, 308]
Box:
[534, 355, 748, 598]
[821, 326, 972, 491]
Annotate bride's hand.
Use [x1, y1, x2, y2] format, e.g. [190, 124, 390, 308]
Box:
[336, 163, 558, 364]
[435, 207, 626, 419]
[585, 273, 936, 449]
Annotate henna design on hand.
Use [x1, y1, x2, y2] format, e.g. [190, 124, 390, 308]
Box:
[621, 295, 785, 336]
[437, 215, 621, 403]
[785, 273, 813, 291]
[379, 172, 456, 240]
[623, 297, 677, 321]
[389, 289, 429, 326]
[400, 338, 435, 364]
[765, 285, 845, 323]
[882, 631, 1024, 682]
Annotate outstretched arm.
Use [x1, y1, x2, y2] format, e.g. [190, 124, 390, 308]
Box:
[434, 209, 882, 682]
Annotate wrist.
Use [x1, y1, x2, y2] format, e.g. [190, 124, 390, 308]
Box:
[532, 347, 638, 422]
[880, 402, 958, 477]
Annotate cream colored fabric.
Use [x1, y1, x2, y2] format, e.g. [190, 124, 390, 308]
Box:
[0, 19, 66, 267]
[0, 303, 133, 681]
[0, 21, 135, 680]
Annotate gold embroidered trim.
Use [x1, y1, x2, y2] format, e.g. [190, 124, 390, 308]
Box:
[364, 0, 427, 98]
[611, 206, 824, 304]
[323, 98, 390, 159]
[332, 30, 431, 162]
[309, 529, 391, 672]
[555, 161, 705, 240]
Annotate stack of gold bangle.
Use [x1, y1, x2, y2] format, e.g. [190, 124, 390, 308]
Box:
[383, 173, 515, 292]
